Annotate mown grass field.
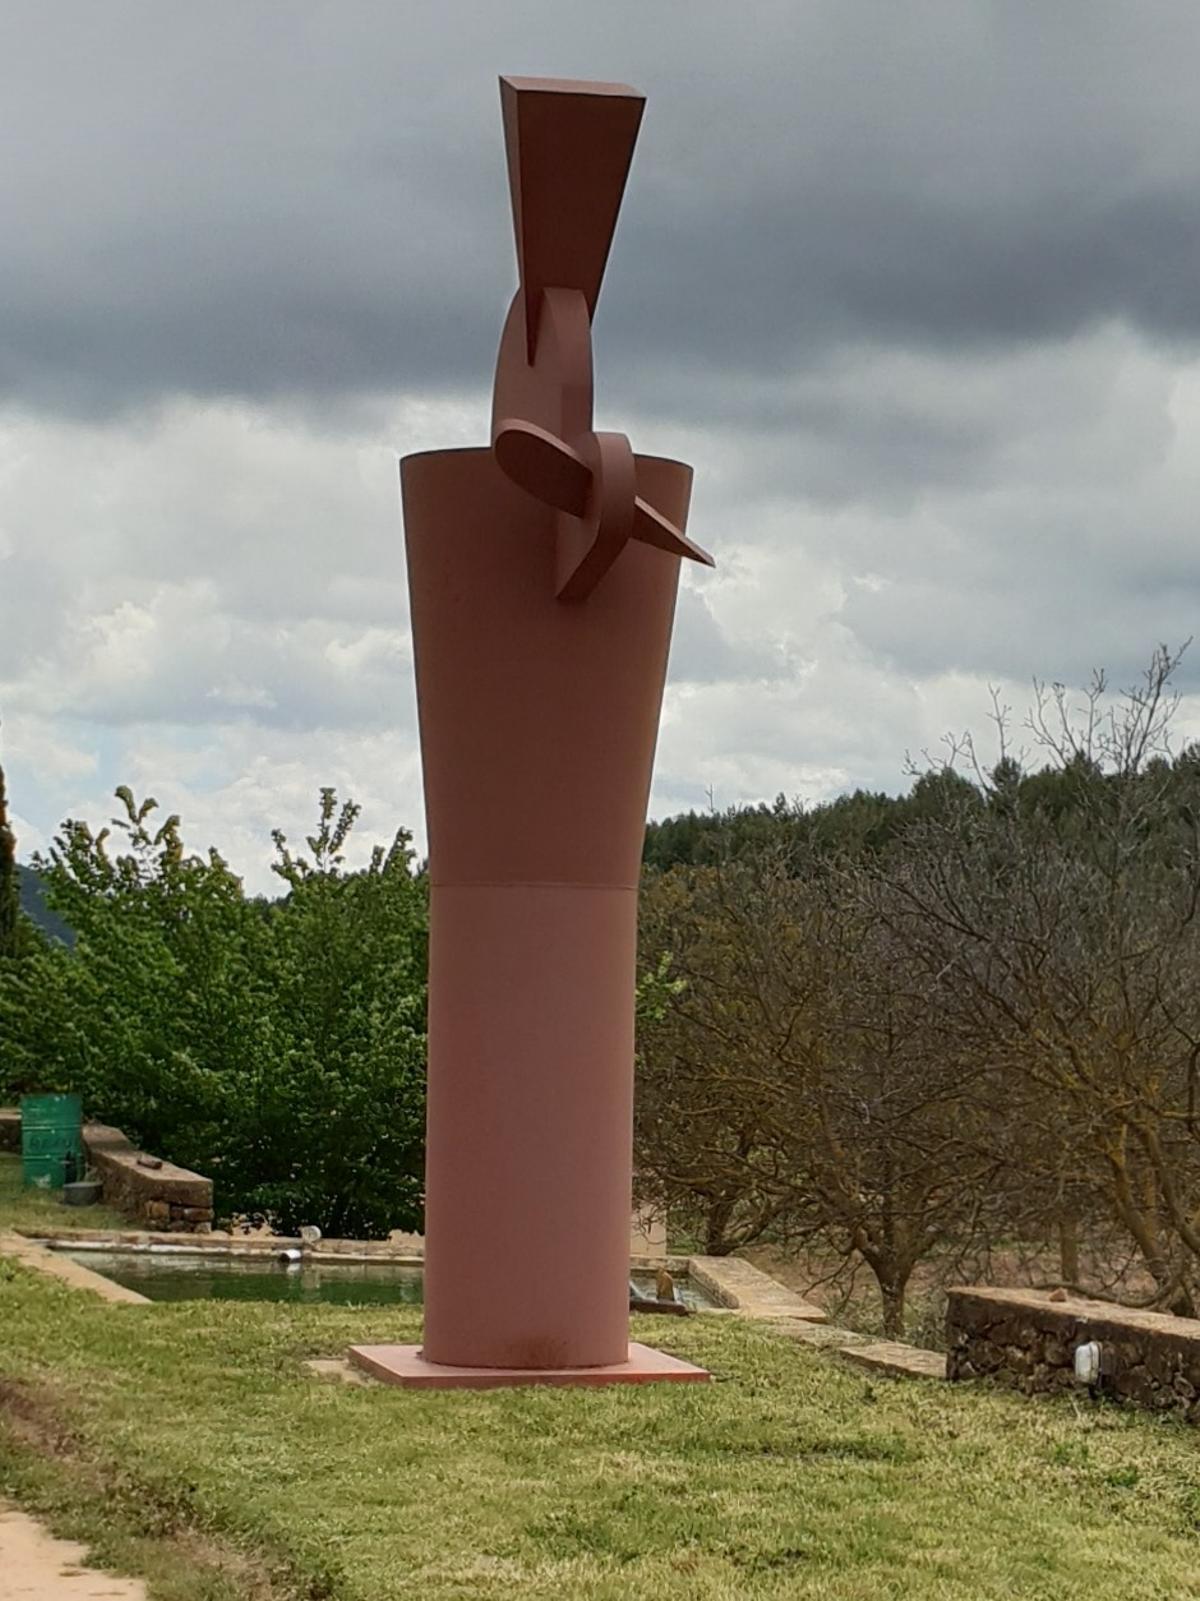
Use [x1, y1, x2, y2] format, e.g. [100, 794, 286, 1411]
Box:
[4, 1243, 1200, 1601]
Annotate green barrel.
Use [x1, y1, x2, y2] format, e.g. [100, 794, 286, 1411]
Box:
[20, 1092, 84, 1189]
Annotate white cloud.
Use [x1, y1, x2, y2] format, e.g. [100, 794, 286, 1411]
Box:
[5, 325, 1200, 896]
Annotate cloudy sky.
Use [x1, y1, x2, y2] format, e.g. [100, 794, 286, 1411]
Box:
[3, 1, 1200, 891]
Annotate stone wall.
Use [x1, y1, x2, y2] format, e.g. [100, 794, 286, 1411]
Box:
[82, 1124, 213, 1231]
[947, 1285, 1200, 1421]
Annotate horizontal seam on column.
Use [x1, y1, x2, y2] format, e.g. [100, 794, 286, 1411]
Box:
[430, 880, 640, 892]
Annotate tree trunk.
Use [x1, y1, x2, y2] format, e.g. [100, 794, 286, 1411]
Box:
[862, 1253, 910, 1339]
[1166, 1281, 1197, 1319]
[879, 1281, 906, 1340]
[704, 1195, 736, 1255]
[1057, 1213, 1080, 1285]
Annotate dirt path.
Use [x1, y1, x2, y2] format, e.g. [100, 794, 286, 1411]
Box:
[0, 1500, 146, 1600]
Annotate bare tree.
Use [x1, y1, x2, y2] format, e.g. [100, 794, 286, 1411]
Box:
[637, 851, 999, 1334]
[635, 859, 822, 1254]
[875, 649, 1200, 1312]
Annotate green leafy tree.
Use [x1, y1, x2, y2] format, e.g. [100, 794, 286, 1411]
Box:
[0, 788, 266, 1160]
[219, 790, 428, 1236]
[0, 787, 427, 1238]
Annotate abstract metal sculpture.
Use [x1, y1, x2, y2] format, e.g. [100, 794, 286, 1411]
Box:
[349, 76, 712, 1389]
[491, 79, 712, 603]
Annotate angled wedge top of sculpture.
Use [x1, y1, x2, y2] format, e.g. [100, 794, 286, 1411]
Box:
[491, 77, 712, 600]
[348, 77, 712, 1390]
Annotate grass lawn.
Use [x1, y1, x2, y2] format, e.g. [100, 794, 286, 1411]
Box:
[4, 1254, 1200, 1600]
[0, 1152, 129, 1234]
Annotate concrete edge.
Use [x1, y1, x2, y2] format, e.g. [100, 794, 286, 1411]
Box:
[13, 1228, 691, 1267]
[838, 1339, 947, 1380]
[770, 1319, 874, 1349]
[17, 1233, 698, 1280]
[687, 1255, 829, 1323]
[23, 1234, 427, 1268]
[0, 1231, 150, 1304]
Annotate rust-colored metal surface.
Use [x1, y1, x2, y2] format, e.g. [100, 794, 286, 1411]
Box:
[490, 75, 712, 602]
[347, 1341, 710, 1389]
[397, 76, 713, 1384]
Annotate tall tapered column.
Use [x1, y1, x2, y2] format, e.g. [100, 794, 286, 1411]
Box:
[401, 447, 686, 1371]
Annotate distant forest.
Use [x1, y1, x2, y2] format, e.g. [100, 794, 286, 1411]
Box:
[640, 750, 1182, 869]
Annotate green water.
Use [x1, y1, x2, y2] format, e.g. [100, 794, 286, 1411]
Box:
[63, 1250, 425, 1306]
[630, 1272, 714, 1311]
[58, 1251, 717, 1309]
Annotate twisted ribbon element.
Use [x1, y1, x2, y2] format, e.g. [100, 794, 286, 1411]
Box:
[489, 78, 714, 602]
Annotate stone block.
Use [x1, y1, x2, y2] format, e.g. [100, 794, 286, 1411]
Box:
[686, 1256, 827, 1322]
[839, 1341, 946, 1380]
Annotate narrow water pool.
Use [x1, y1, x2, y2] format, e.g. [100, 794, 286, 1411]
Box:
[57, 1250, 717, 1309]
[61, 1250, 425, 1306]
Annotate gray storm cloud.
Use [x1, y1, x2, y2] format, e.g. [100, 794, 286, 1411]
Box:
[3, 2, 1200, 418]
[3, 0, 1200, 891]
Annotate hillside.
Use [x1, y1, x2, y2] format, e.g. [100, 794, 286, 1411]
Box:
[16, 863, 74, 947]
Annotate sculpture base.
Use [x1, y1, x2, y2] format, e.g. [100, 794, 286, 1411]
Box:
[346, 1342, 710, 1390]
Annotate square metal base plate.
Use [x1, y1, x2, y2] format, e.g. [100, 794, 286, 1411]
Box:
[346, 1341, 710, 1390]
